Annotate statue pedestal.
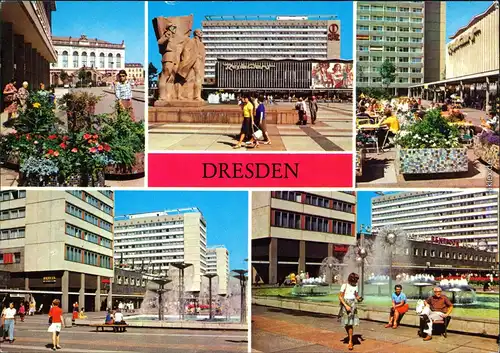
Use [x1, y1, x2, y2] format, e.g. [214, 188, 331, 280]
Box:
[154, 100, 205, 108]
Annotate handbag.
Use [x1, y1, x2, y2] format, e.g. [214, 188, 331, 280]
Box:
[252, 123, 263, 141]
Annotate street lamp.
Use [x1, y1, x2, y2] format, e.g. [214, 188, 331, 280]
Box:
[378, 227, 403, 295]
[232, 269, 248, 324]
[204, 273, 218, 320]
[478, 240, 488, 251]
[356, 247, 368, 297]
[170, 263, 193, 321]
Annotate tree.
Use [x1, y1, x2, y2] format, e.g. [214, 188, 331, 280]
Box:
[379, 59, 396, 91]
[78, 68, 87, 82]
[60, 70, 69, 84]
[148, 62, 158, 86]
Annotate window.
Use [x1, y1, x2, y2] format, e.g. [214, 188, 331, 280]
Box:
[411, 57, 422, 63]
[410, 47, 422, 53]
[372, 77, 382, 83]
[412, 78, 422, 84]
[399, 67, 409, 73]
[305, 216, 329, 233]
[108, 53, 113, 68]
[431, 250, 436, 257]
[398, 77, 408, 83]
[359, 56, 369, 62]
[274, 191, 302, 203]
[386, 26, 396, 32]
[453, 253, 457, 259]
[458, 253, 463, 260]
[372, 6, 383, 11]
[399, 27, 409, 32]
[358, 25, 369, 31]
[413, 27, 423, 33]
[399, 47, 409, 52]
[386, 6, 396, 12]
[90, 52, 96, 68]
[373, 16, 383, 21]
[399, 37, 409, 42]
[62, 51, 68, 68]
[81, 52, 88, 67]
[99, 53, 105, 68]
[422, 249, 428, 257]
[413, 248, 419, 256]
[411, 17, 422, 23]
[411, 37, 422, 43]
[372, 56, 383, 62]
[404, 248, 409, 255]
[399, 17, 409, 22]
[273, 210, 301, 229]
[385, 16, 397, 22]
[73, 51, 79, 68]
[305, 194, 330, 208]
[399, 7, 410, 12]
[386, 37, 396, 42]
[387, 57, 396, 62]
[116, 54, 122, 68]
[359, 15, 370, 21]
[358, 77, 369, 83]
[372, 36, 383, 41]
[386, 46, 396, 52]
[373, 26, 383, 31]
[359, 46, 369, 51]
[359, 5, 370, 11]
[399, 57, 409, 63]
[332, 221, 352, 235]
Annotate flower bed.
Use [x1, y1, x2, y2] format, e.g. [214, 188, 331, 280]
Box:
[105, 151, 145, 177]
[395, 146, 468, 174]
[474, 131, 499, 170]
[19, 169, 105, 187]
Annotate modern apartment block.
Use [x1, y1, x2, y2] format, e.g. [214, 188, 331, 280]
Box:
[206, 247, 229, 296]
[0, 189, 115, 313]
[252, 191, 357, 285]
[202, 15, 342, 84]
[356, 1, 445, 94]
[371, 190, 499, 254]
[114, 208, 207, 293]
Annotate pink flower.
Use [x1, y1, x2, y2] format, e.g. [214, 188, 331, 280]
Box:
[89, 147, 98, 153]
[53, 151, 59, 157]
[48, 149, 54, 155]
[97, 145, 103, 151]
[71, 148, 78, 153]
[34, 140, 39, 145]
[59, 142, 67, 149]
[83, 133, 92, 140]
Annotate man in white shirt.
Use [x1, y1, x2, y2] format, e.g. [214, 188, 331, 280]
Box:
[113, 309, 127, 332]
[3, 303, 17, 343]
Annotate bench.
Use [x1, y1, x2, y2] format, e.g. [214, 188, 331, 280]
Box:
[89, 323, 129, 332]
[418, 316, 451, 338]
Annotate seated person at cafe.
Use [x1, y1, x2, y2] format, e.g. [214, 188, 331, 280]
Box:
[357, 106, 374, 123]
[377, 108, 400, 148]
[486, 111, 499, 130]
[385, 284, 409, 329]
[421, 287, 453, 341]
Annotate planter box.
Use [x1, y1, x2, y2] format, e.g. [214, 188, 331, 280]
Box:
[356, 149, 365, 176]
[105, 152, 144, 178]
[0, 151, 20, 170]
[473, 136, 499, 170]
[19, 170, 105, 187]
[395, 146, 468, 174]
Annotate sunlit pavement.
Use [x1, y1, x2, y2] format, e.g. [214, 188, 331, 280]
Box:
[0, 313, 248, 353]
[252, 305, 498, 353]
[148, 102, 353, 152]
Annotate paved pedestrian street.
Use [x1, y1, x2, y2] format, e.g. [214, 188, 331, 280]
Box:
[251, 306, 498, 353]
[0, 314, 247, 353]
[149, 103, 353, 151]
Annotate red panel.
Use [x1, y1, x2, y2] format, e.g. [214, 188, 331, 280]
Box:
[300, 215, 306, 230]
[270, 210, 276, 226]
[328, 219, 333, 233]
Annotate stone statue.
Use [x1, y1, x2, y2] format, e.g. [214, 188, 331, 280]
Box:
[153, 15, 206, 106]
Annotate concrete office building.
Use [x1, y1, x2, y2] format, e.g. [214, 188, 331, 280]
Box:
[206, 247, 229, 296]
[356, 1, 446, 95]
[202, 15, 342, 85]
[409, 2, 499, 107]
[1, 1, 57, 110]
[0, 189, 115, 313]
[124, 63, 144, 84]
[50, 34, 126, 86]
[114, 208, 207, 293]
[252, 191, 357, 285]
[371, 190, 499, 254]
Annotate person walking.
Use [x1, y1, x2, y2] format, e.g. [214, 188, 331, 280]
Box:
[72, 302, 79, 326]
[29, 301, 35, 316]
[295, 97, 306, 125]
[308, 96, 318, 124]
[385, 284, 409, 329]
[234, 95, 255, 149]
[3, 79, 18, 123]
[115, 69, 136, 121]
[48, 299, 65, 351]
[17, 81, 30, 113]
[2, 303, 16, 344]
[255, 95, 271, 145]
[338, 273, 363, 351]
[18, 303, 25, 323]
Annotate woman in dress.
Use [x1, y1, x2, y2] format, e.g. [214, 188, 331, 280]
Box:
[234, 95, 256, 149]
[338, 273, 363, 350]
[385, 284, 409, 329]
[47, 299, 65, 351]
[3, 79, 18, 121]
[17, 81, 29, 113]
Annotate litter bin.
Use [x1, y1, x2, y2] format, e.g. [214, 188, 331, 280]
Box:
[64, 316, 73, 328]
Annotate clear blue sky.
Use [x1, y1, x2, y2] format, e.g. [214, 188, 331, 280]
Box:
[114, 191, 248, 270]
[148, 1, 353, 69]
[356, 191, 400, 232]
[446, 1, 493, 43]
[52, 1, 145, 64]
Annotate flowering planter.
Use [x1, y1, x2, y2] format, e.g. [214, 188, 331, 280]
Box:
[356, 149, 365, 177]
[19, 170, 105, 187]
[104, 152, 145, 178]
[395, 146, 468, 174]
[473, 136, 499, 170]
[0, 151, 20, 170]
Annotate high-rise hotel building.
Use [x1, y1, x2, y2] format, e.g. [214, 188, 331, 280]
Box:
[356, 1, 445, 94]
[0, 190, 115, 313]
[252, 191, 357, 285]
[114, 208, 207, 293]
[206, 247, 230, 296]
[372, 190, 499, 254]
[202, 15, 341, 84]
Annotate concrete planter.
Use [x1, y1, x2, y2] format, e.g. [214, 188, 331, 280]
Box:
[105, 152, 145, 178]
[395, 145, 468, 174]
[356, 149, 365, 176]
[473, 136, 499, 170]
[19, 169, 105, 187]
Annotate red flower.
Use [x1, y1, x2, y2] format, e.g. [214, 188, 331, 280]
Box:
[59, 142, 67, 149]
[71, 148, 78, 153]
[53, 151, 60, 157]
[93, 134, 98, 139]
[83, 133, 92, 140]
[48, 134, 57, 140]
[103, 143, 111, 152]
[26, 134, 31, 140]
[48, 149, 54, 155]
[62, 135, 69, 141]
[97, 145, 104, 151]
[89, 147, 98, 153]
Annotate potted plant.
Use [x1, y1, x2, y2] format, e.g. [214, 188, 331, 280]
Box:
[100, 107, 145, 178]
[474, 129, 499, 170]
[394, 109, 468, 174]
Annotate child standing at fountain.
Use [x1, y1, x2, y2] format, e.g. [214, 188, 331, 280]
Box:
[385, 284, 409, 329]
[338, 273, 363, 351]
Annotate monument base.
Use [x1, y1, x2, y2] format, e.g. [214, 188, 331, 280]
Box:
[149, 105, 297, 125]
[154, 100, 206, 108]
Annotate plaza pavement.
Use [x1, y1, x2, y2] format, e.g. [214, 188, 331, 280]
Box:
[0, 86, 145, 187]
[251, 305, 498, 353]
[0, 312, 248, 353]
[148, 102, 353, 151]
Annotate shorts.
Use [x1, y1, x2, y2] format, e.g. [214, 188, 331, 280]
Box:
[48, 323, 62, 333]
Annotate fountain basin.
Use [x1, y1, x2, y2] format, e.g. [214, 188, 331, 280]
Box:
[291, 284, 332, 297]
[125, 314, 240, 322]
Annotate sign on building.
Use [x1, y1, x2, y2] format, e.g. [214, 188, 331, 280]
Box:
[311, 62, 352, 89]
[326, 20, 341, 59]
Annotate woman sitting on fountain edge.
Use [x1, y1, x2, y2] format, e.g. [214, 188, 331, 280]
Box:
[338, 272, 363, 351]
[385, 284, 409, 329]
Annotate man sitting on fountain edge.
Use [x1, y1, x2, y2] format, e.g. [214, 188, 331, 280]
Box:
[422, 286, 453, 341]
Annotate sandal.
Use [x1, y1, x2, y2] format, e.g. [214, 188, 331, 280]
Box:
[384, 324, 392, 328]
[392, 324, 398, 329]
[348, 343, 353, 350]
[232, 144, 242, 149]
